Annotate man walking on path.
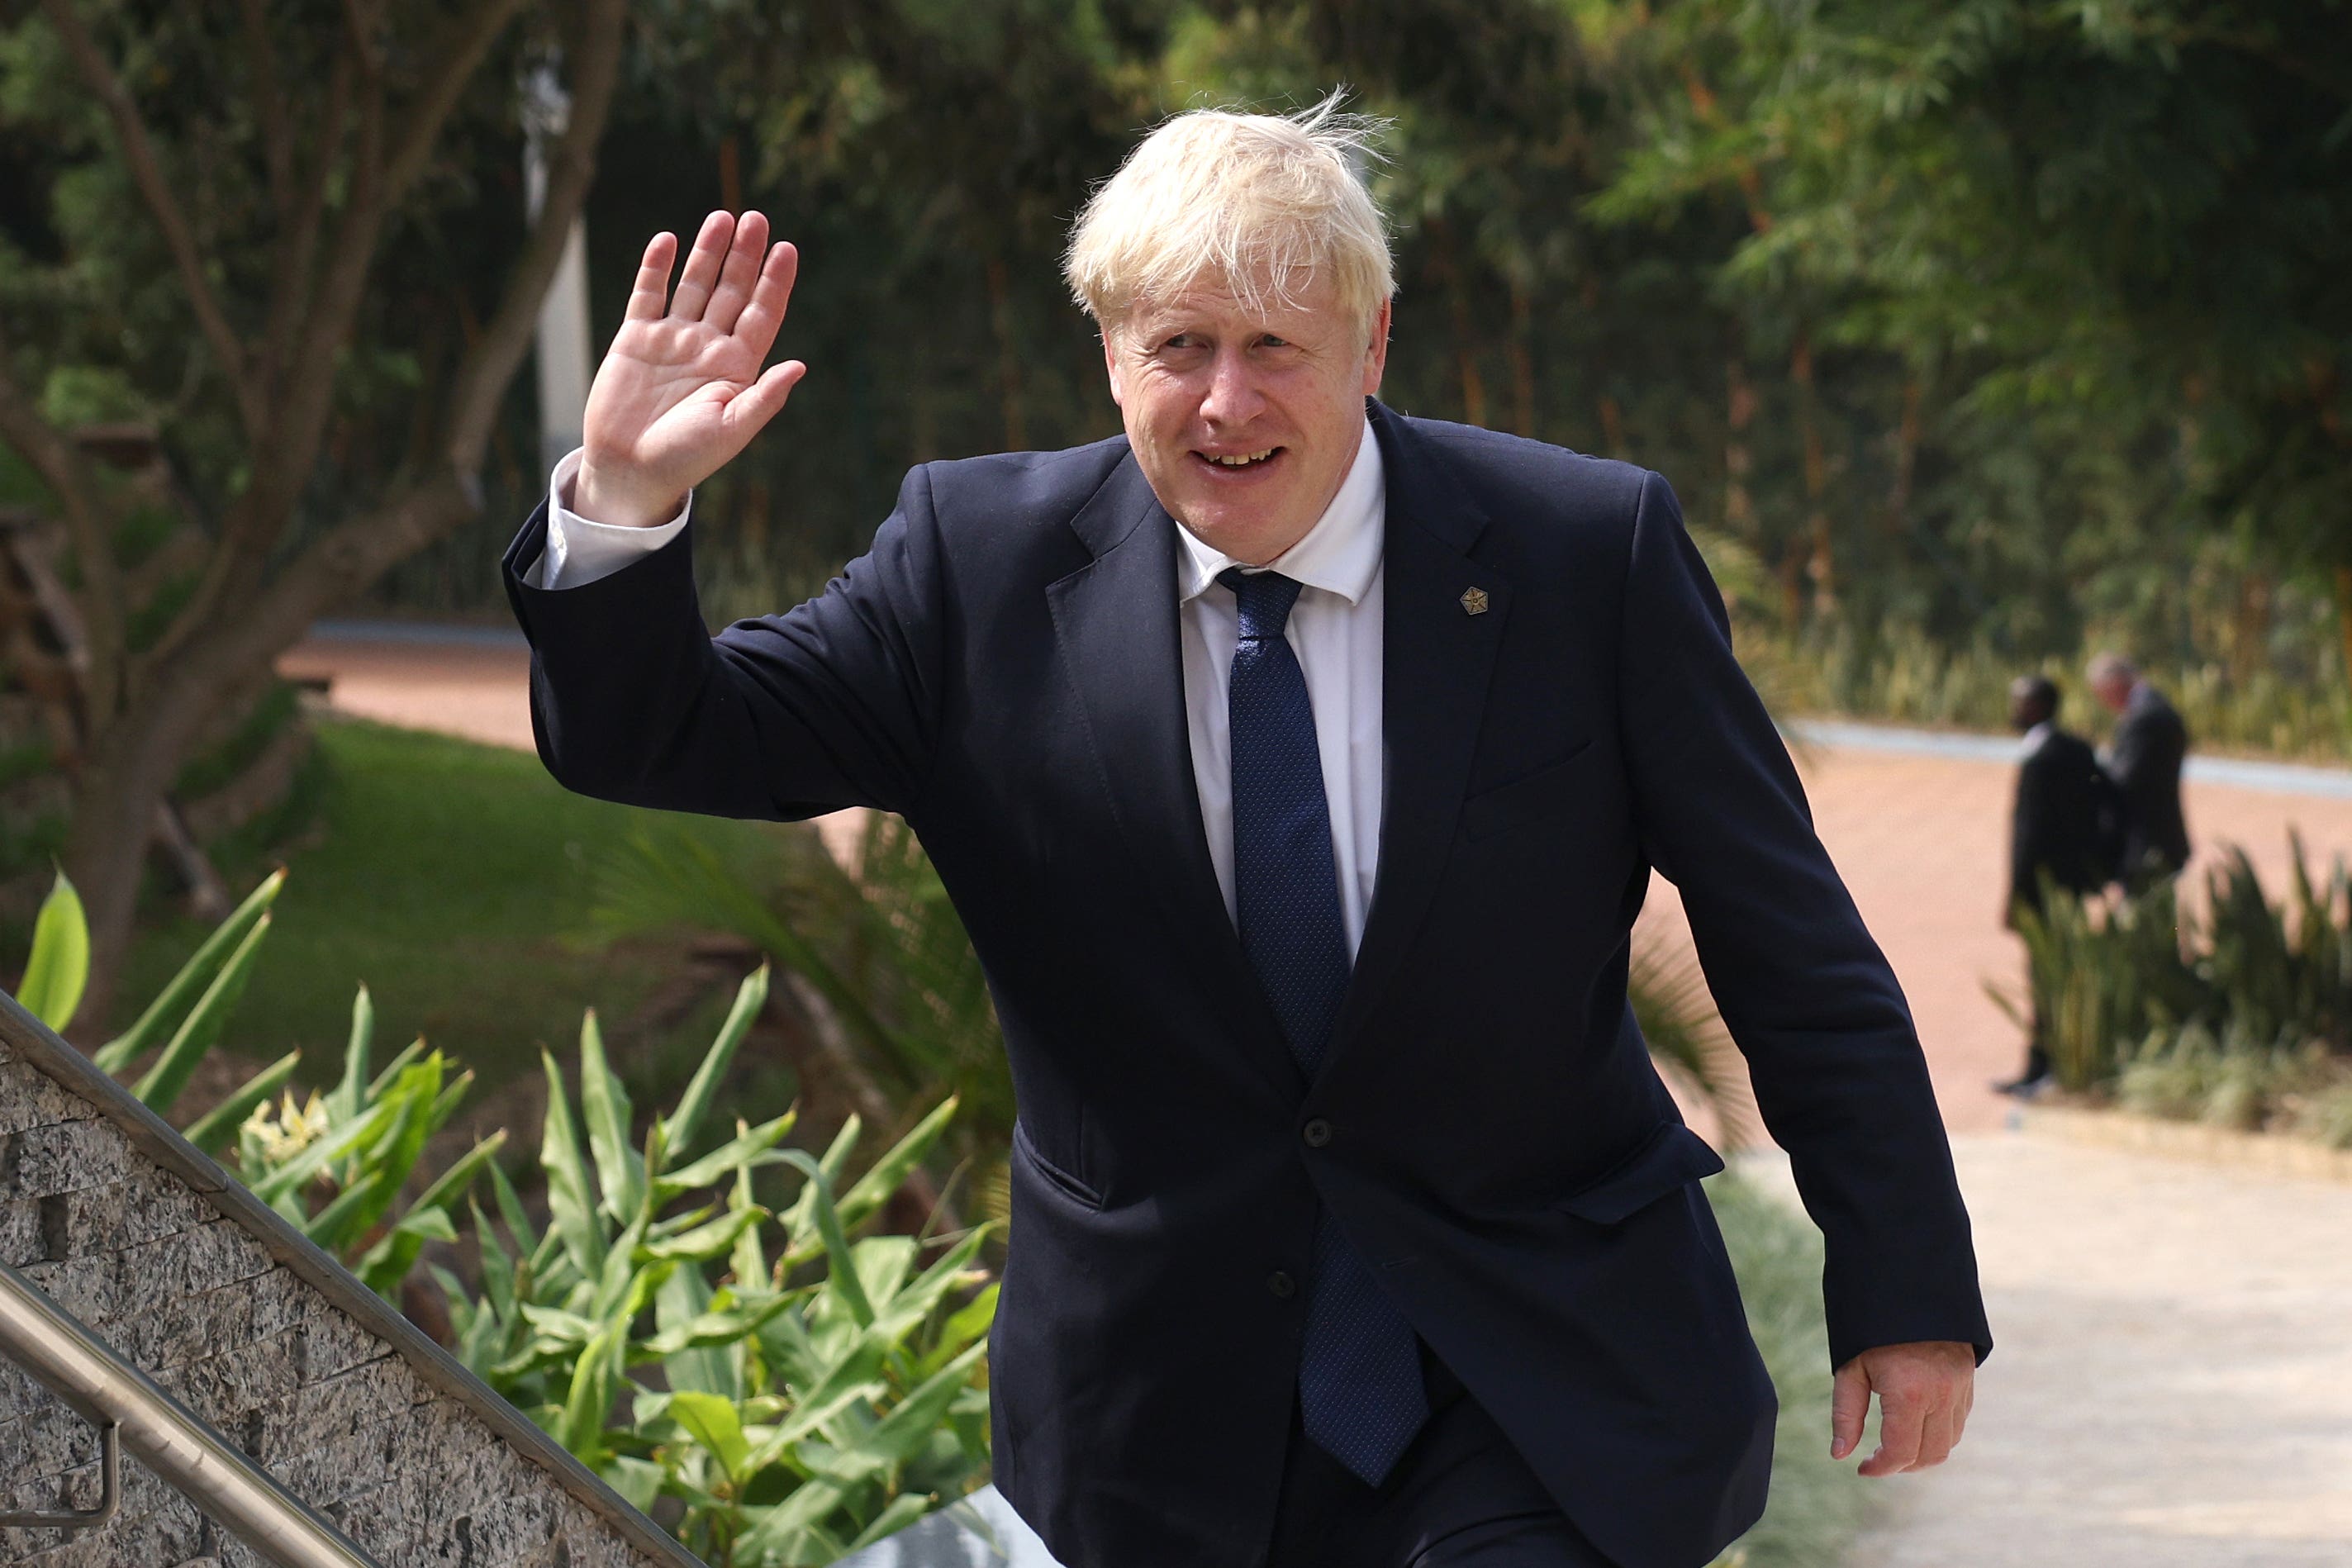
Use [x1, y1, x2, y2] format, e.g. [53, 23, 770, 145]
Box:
[1997, 674, 2118, 1095]
[500, 102, 1988, 1568]
[2089, 652, 2191, 885]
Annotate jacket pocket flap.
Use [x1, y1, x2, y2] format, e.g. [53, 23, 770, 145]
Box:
[1556, 1123, 1725, 1224]
[1461, 739, 1594, 842]
[1013, 1119, 1105, 1210]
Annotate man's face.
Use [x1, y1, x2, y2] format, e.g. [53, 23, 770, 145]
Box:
[2008, 684, 2040, 734]
[1104, 274, 1389, 565]
[2091, 673, 2134, 715]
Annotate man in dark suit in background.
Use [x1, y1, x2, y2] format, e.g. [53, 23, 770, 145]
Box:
[1997, 675, 2119, 1095]
[2089, 652, 2192, 885]
[501, 103, 1987, 1568]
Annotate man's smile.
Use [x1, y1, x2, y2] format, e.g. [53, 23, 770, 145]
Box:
[1193, 445, 1285, 473]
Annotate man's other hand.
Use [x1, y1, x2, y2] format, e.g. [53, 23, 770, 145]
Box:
[576, 209, 807, 529]
[1830, 1340, 1975, 1476]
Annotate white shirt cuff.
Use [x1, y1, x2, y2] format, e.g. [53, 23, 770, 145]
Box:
[528, 447, 693, 589]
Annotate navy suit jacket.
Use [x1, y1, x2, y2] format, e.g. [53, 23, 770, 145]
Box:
[502, 401, 1989, 1568]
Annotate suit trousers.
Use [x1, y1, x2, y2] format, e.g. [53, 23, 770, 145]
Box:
[1262, 1347, 1619, 1568]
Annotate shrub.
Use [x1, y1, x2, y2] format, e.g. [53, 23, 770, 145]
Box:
[8, 868, 500, 1295]
[439, 966, 995, 1568]
[2003, 834, 2352, 1102]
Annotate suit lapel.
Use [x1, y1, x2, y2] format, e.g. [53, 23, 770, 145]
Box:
[1047, 453, 1302, 1102]
[1332, 403, 1511, 1058]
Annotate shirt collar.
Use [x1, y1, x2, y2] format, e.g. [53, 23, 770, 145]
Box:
[1174, 418, 1385, 606]
[2022, 720, 2054, 757]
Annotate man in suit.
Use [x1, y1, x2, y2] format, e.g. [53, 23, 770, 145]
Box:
[502, 104, 1988, 1568]
[2088, 652, 2192, 885]
[1996, 675, 2119, 1094]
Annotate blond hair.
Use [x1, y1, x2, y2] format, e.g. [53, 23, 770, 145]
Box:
[1064, 93, 1394, 340]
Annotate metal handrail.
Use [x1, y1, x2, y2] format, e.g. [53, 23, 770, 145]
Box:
[0, 1260, 383, 1567]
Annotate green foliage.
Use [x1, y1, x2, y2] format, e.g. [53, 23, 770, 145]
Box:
[1999, 874, 2205, 1091]
[2004, 834, 2352, 1130]
[596, 813, 1015, 1162]
[16, 867, 89, 1030]
[117, 720, 783, 1090]
[1597, 0, 2351, 744]
[1771, 620, 2352, 761]
[236, 986, 507, 1296]
[7, 859, 497, 1297]
[441, 966, 994, 1567]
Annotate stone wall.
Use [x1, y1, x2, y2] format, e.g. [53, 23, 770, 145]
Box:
[0, 1019, 702, 1568]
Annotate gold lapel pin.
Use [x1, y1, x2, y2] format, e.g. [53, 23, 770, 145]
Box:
[1460, 587, 1490, 616]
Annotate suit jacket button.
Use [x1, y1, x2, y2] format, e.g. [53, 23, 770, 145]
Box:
[1302, 1119, 1333, 1148]
[1267, 1271, 1296, 1299]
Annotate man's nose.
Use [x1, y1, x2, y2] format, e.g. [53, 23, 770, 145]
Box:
[1197, 347, 1267, 425]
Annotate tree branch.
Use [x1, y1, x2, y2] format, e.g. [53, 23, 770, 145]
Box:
[235, 0, 296, 226]
[0, 329, 127, 722]
[178, 471, 478, 700]
[36, 0, 264, 440]
[381, 0, 535, 211]
[256, 50, 353, 416]
[444, 0, 630, 477]
[148, 17, 388, 667]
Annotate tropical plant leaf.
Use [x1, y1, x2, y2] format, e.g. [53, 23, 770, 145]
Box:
[96, 868, 283, 1072]
[666, 963, 771, 1158]
[129, 912, 273, 1114]
[328, 985, 374, 1125]
[17, 868, 89, 1032]
[539, 1047, 609, 1281]
[668, 1390, 753, 1482]
[577, 1010, 646, 1223]
[663, 1110, 798, 1194]
[779, 1150, 873, 1328]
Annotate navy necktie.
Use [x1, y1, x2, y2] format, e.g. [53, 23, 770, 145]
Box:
[1222, 567, 1428, 1486]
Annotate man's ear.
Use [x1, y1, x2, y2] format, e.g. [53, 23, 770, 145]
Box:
[1361, 297, 1393, 396]
[1102, 330, 1126, 410]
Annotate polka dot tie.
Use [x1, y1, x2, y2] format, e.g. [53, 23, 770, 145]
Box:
[1223, 567, 1429, 1487]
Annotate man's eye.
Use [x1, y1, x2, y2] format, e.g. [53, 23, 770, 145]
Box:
[1259, 335, 1291, 349]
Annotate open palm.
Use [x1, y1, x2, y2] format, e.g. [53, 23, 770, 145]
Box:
[576, 209, 806, 528]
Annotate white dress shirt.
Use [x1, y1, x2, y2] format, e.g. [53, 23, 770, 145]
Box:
[531, 420, 1388, 954]
[1173, 421, 1385, 955]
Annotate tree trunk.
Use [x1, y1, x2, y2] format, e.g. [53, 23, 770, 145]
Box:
[59, 699, 211, 1038]
[1887, 373, 1922, 539]
[1724, 354, 1756, 540]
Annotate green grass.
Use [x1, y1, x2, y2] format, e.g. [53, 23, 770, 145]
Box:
[114, 716, 777, 1092]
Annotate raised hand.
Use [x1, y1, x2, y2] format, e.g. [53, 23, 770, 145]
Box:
[574, 209, 807, 529]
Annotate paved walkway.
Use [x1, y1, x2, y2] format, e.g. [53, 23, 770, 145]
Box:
[1804, 1134, 2352, 1566]
[279, 627, 2352, 1566]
